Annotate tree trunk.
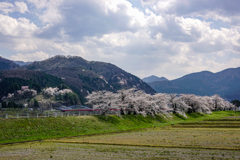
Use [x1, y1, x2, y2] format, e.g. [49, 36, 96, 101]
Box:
[120, 108, 125, 115]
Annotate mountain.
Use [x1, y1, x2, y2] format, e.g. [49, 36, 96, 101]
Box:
[0, 56, 19, 70]
[13, 61, 32, 66]
[148, 68, 240, 101]
[142, 75, 168, 83]
[26, 55, 156, 102]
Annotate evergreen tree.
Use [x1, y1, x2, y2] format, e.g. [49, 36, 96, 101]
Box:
[32, 83, 41, 93]
[2, 101, 7, 108]
[231, 100, 240, 107]
[34, 99, 39, 108]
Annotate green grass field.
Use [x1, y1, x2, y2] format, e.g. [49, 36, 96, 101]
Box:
[0, 114, 167, 144]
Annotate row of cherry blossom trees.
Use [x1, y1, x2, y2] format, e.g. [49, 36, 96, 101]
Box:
[86, 88, 236, 117]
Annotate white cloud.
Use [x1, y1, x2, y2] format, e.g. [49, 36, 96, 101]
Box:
[0, 14, 37, 37]
[0, 2, 14, 14]
[26, 0, 62, 25]
[51, 42, 86, 56]
[10, 51, 49, 62]
[38, 0, 62, 24]
[14, 1, 29, 13]
[143, 0, 240, 26]
[26, 0, 48, 9]
[97, 32, 131, 47]
[13, 42, 38, 52]
[36, 0, 150, 40]
[0, 1, 29, 14]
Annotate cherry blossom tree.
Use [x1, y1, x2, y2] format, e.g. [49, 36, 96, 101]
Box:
[116, 88, 156, 117]
[7, 93, 14, 99]
[152, 93, 172, 118]
[56, 89, 72, 95]
[212, 94, 225, 111]
[86, 90, 118, 116]
[116, 88, 136, 115]
[42, 87, 59, 97]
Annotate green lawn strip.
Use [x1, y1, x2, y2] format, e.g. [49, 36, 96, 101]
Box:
[178, 122, 240, 125]
[204, 119, 240, 121]
[0, 111, 239, 144]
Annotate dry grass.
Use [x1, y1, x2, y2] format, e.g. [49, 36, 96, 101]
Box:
[51, 128, 240, 150]
[1, 141, 240, 160]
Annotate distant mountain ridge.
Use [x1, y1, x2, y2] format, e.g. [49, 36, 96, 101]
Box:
[13, 61, 32, 66]
[0, 56, 19, 70]
[26, 55, 156, 103]
[148, 67, 240, 101]
[142, 75, 168, 83]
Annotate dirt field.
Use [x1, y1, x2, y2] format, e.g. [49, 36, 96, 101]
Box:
[1, 142, 240, 160]
[52, 128, 240, 150]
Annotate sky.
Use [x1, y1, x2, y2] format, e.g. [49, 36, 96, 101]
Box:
[0, 0, 240, 80]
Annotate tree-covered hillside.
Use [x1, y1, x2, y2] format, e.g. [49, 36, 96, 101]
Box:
[0, 69, 66, 101]
[26, 55, 156, 102]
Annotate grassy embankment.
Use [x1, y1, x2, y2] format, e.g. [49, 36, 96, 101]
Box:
[0, 111, 239, 144]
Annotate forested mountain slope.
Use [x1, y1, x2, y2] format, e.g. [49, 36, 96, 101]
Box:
[26, 55, 156, 102]
[148, 67, 240, 101]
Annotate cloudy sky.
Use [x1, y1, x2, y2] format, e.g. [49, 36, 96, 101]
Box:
[0, 0, 240, 80]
